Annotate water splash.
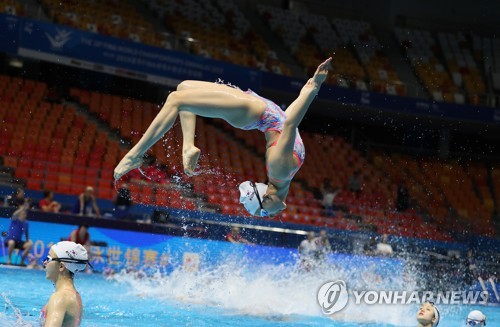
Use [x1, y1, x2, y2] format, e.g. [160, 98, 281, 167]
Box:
[109, 258, 417, 326]
[1, 292, 33, 327]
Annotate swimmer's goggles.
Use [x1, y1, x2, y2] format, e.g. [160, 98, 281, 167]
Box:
[43, 255, 94, 269]
[250, 181, 268, 217]
[466, 318, 486, 326]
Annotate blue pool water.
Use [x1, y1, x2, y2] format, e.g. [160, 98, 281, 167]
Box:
[1, 265, 498, 326]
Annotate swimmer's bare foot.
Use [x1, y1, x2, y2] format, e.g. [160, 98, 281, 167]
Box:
[114, 155, 144, 180]
[183, 146, 201, 176]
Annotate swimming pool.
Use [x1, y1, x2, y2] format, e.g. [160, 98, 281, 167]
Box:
[1, 265, 498, 327]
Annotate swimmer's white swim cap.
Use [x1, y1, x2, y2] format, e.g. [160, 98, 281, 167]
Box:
[51, 241, 89, 273]
[238, 181, 268, 216]
[432, 305, 440, 327]
[467, 310, 486, 322]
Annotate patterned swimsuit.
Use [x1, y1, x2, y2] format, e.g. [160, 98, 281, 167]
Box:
[241, 90, 305, 182]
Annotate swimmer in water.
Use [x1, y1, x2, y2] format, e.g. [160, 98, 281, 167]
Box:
[114, 58, 332, 217]
[416, 302, 440, 327]
[41, 241, 92, 327]
[465, 310, 486, 326]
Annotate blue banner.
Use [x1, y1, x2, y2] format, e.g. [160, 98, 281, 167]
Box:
[0, 216, 404, 281]
[16, 18, 261, 90]
[0, 14, 19, 54]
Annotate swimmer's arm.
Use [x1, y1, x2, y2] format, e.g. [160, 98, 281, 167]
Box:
[44, 293, 68, 327]
[267, 125, 298, 174]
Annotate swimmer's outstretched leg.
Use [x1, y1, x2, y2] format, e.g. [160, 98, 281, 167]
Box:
[180, 111, 200, 176]
[114, 85, 262, 180]
[114, 92, 180, 180]
[176, 81, 206, 176]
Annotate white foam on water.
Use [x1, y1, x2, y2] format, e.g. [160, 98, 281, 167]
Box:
[111, 259, 418, 326]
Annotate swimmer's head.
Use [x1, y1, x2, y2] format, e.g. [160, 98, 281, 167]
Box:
[44, 241, 91, 280]
[238, 181, 286, 217]
[417, 302, 440, 327]
[466, 310, 486, 326]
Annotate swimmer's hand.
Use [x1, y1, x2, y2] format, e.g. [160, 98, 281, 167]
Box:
[307, 57, 332, 88]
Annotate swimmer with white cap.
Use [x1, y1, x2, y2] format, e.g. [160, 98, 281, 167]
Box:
[466, 310, 486, 326]
[40, 241, 92, 326]
[114, 58, 332, 218]
[416, 301, 440, 327]
[238, 181, 270, 217]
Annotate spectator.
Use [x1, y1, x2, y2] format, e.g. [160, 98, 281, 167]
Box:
[72, 186, 100, 217]
[113, 183, 133, 219]
[68, 225, 92, 274]
[7, 188, 26, 208]
[465, 310, 486, 326]
[376, 234, 393, 256]
[396, 183, 409, 212]
[320, 179, 339, 217]
[68, 225, 90, 247]
[298, 231, 317, 271]
[416, 302, 440, 327]
[3, 200, 33, 265]
[347, 170, 362, 196]
[39, 190, 61, 213]
[314, 230, 332, 260]
[226, 226, 252, 244]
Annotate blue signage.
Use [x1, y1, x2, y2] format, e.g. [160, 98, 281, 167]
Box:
[0, 14, 19, 54]
[16, 18, 260, 90]
[0, 216, 404, 281]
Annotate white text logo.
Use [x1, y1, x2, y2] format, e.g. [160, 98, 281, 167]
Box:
[317, 280, 490, 315]
[45, 29, 72, 49]
[317, 280, 348, 315]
